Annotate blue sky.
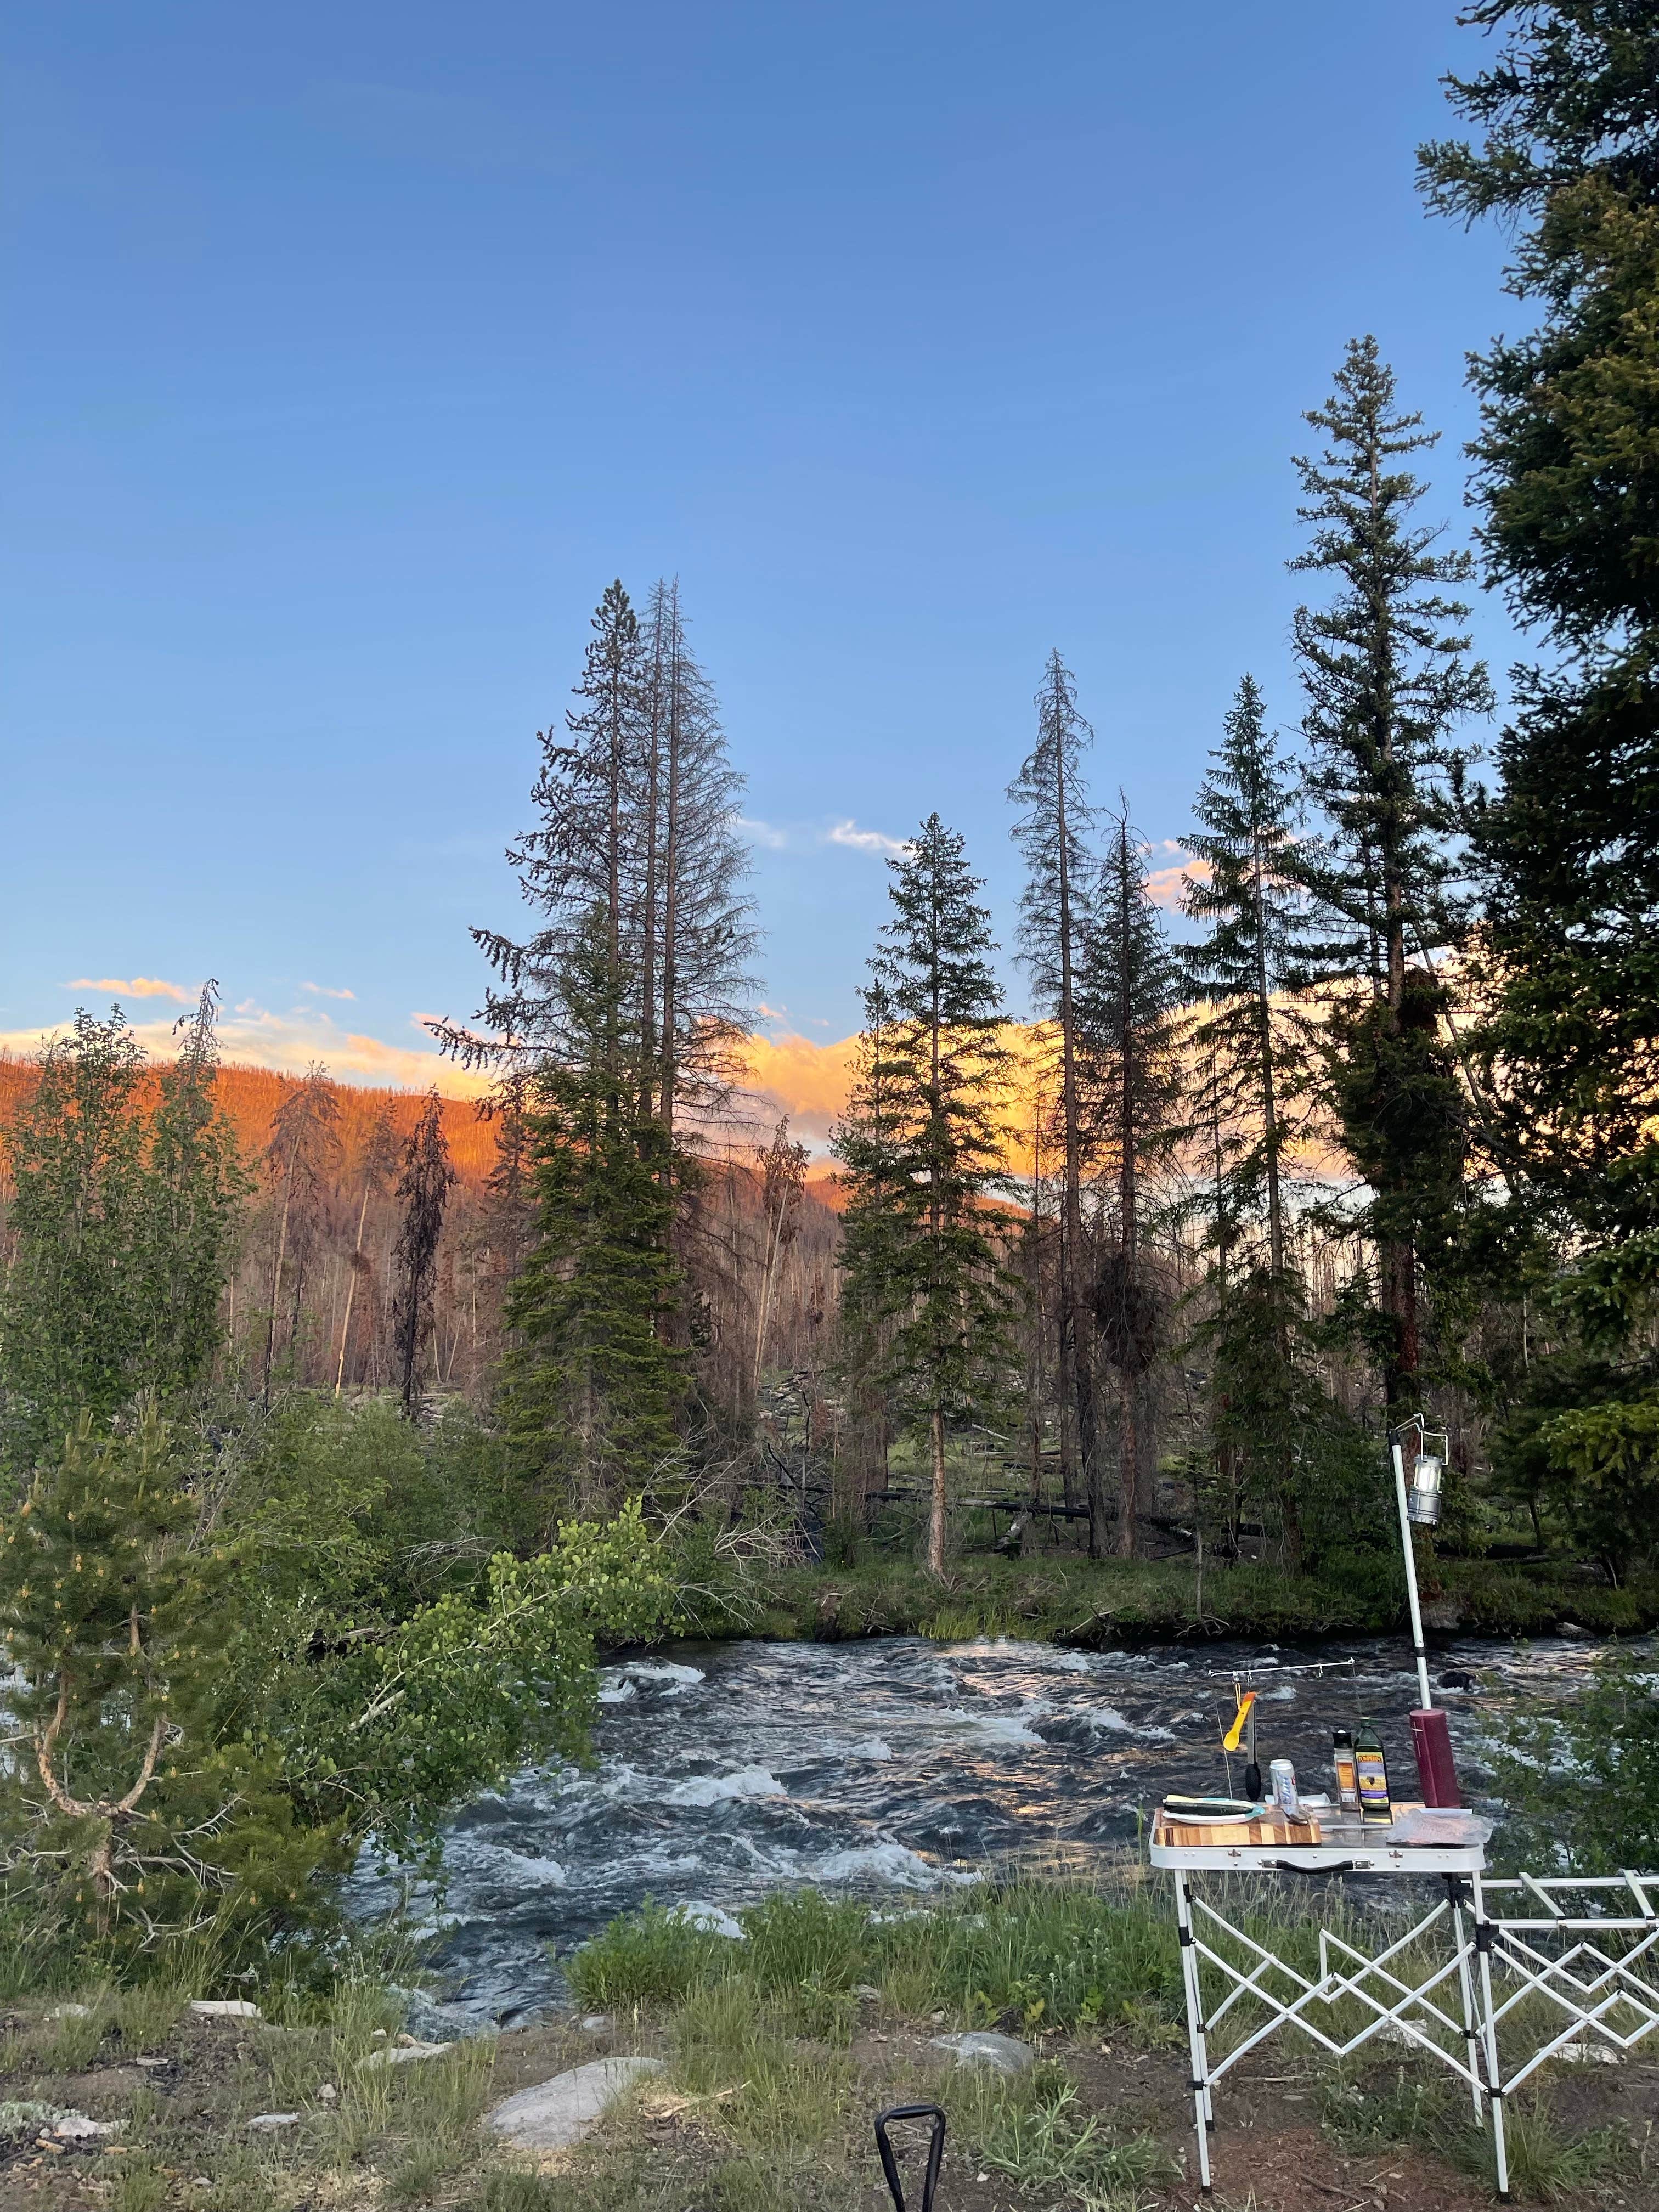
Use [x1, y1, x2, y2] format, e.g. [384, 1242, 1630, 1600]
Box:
[3, 1, 1521, 1086]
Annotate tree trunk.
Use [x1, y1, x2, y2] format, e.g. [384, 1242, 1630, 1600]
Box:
[929, 1403, 947, 1577]
[1114, 823, 1143, 1561]
[1052, 703, 1100, 1551]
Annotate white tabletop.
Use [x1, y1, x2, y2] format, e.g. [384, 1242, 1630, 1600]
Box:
[1150, 1833, 1487, 1875]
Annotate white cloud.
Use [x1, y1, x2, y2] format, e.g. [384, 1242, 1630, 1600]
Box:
[301, 981, 356, 1000]
[758, 1002, 788, 1020]
[826, 819, 910, 857]
[64, 975, 190, 1002]
[737, 816, 789, 850]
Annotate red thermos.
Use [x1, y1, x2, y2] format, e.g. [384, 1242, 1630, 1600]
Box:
[1410, 1707, 1460, 1807]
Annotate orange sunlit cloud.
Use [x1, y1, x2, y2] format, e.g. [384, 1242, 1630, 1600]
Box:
[64, 975, 191, 1001]
[0, 1004, 491, 1100]
[1144, 845, 1211, 911]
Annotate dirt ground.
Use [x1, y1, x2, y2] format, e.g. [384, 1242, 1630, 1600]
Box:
[0, 2005, 1651, 2212]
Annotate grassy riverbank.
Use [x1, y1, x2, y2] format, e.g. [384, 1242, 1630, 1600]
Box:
[709, 1548, 1659, 1650]
[0, 1878, 1647, 2211]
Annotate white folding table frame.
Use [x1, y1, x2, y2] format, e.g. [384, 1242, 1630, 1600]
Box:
[1153, 1832, 1492, 2194]
[1151, 1838, 1659, 2200]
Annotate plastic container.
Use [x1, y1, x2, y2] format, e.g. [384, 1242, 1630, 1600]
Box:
[1333, 1728, 1359, 1809]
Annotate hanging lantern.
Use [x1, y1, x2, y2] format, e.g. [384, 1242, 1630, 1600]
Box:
[1407, 1449, 1444, 1526]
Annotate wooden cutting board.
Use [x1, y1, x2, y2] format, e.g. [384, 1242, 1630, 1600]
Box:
[1154, 1813, 1324, 1847]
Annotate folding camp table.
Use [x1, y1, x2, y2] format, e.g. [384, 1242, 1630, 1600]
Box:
[1150, 1819, 1496, 2193]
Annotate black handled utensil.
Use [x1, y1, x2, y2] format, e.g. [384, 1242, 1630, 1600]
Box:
[875, 2104, 946, 2212]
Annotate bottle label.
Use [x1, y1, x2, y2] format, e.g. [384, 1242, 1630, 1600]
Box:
[1356, 1750, 1390, 1821]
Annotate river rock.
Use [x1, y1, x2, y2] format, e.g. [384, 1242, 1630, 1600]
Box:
[357, 2038, 454, 2070]
[486, 2057, 664, 2151]
[1558, 1621, 1591, 1640]
[928, 2031, 1034, 2076]
[0, 2103, 119, 2142]
[669, 1902, 746, 1940]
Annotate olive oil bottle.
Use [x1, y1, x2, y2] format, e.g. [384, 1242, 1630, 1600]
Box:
[1355, 1724, 1392, 1826]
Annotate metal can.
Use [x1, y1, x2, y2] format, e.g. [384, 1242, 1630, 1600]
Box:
[1268, 1758, 1299, 1819]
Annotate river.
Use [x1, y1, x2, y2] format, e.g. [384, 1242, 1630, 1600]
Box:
[346, 1630, 1603, 2028]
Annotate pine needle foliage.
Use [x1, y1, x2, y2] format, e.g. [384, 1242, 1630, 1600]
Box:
[1182, 675, 1319, 1275]
[833, 817, 1021, 1575]
[1078, 807, 1184, 1558]
[0, 994, 247, 1479]
[391, 1090, 456, 1418]
[1007, 650, 1103, 1517]
[1421, 4, 1659, 1548]
[502, 910, 684, 1523]
[1288, 338, 1492, 1412]
[0, 1404, 338, 1952]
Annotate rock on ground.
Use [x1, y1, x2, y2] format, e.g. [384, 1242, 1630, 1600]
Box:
[190, 2000, 263, 2021]
[486, 2058, 665, 2152]
[928, 2031, 1035, 2076]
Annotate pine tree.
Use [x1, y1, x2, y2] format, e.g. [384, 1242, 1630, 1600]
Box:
[503, 910, 683, 1520]
[0, 1002, 246, 1474]
[0, 1404, 324, 1939]
[1008, 651, 1101, 1513]
[146, 983, 247, 1398]
[832, 818, 1019, 1575]
[1079, 806, 1184, 1559]
[833, 977, 907, 1502]
[445, 580, 757, 1142]
[1289, 338, 1492, 1415]
[1183, 679, 1316, 1278]
[1419, 3, 1659, 1235]
[1419, 2, 1659, 1552]
[753, 1119, 809, 1390]
[391, 1092, 456, 1418]
[1182, 680, 1322, 1559]
[639, 581, 758, 1138]
[470, 582, 647, 1065]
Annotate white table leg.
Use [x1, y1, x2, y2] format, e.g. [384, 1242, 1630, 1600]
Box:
[1448, 1876, 1485, 2124]
[1176, 1871, 1214, 2191]
[1472, 1876, 1511, 2200]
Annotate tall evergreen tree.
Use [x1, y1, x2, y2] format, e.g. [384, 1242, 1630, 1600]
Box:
[447, 580, 756, 1136]
[1008, 651, 1101, 1511]
[473, 581, 646, 1063]
[1182, 680, 1322, 1558]
[833, 976, 907, 1501]
[503, 910, 682, 1520]
[1420, 2, 1659, 1551]
[639, 581, 758, 1137]
[1420, 3, 1659, 1236]
[1183, 678, 1317, 1280]
[1079, 807, 1184, 1559]
[391, 1092, 456, 1418]
[1289, 338, 1492, 1414]
[832, 818, 1019, 1576]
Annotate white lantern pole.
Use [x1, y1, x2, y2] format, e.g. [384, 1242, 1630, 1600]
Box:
[1391, 1422, 1435, 1712]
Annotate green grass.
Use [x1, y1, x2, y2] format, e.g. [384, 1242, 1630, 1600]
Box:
[569, 1877, 1189, 2038]
[698, 1544, 1658, 1649]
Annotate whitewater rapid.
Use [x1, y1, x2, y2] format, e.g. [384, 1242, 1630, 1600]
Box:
[345, 1630, 1595, 2025]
